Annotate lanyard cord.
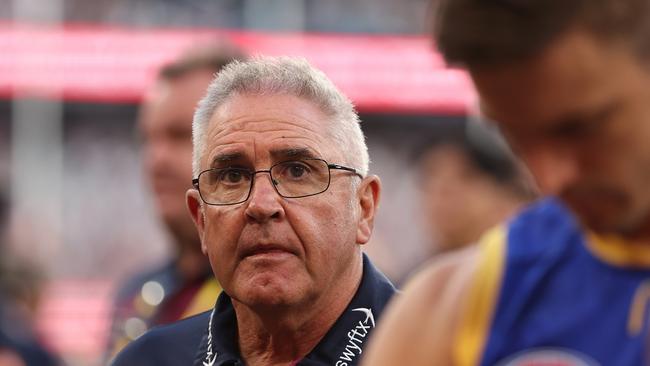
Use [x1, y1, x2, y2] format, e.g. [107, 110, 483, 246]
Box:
[204, 306, 217, 365]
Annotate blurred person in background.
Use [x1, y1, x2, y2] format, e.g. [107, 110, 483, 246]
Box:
[413, 119, 534, 255]
[106, 43, 247, 358]
[112, 57, 395, 366]
[364, 0, 650, 364]
[0, 188, 58, 366]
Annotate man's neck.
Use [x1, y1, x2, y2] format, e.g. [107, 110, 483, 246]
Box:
[609, 212, 650, 245]
[232, 258, 364, 366]
[175, 244, 210, 282]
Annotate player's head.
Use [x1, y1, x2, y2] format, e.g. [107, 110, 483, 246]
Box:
[413, 120, 533, 252]
[432, 0, 650, 68]
[138, 43, 246, 247]
[432, 0, 650, 237]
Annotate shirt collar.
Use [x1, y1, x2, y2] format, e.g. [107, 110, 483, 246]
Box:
[193, 254, 396, 366]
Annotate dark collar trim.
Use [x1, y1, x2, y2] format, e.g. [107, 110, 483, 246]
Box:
[193, 254, 395, 366]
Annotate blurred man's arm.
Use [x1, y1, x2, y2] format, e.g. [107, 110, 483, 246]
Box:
[362, 246, 481, 366]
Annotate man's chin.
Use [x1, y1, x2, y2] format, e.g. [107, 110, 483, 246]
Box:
[162, 213, 200, 244]
[234, 274, 309, 309]
[573, 205, 646, 237]
[563, 194, 627, 230]
[578, 216, 617, 235]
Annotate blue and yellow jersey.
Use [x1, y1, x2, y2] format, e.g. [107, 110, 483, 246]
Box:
[455, 198, 650, 365]
[106, 261, 221, 359]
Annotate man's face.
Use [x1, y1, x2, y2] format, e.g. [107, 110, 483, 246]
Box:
[188, 93, 377, 308]
[138, 69, 214, 244]
[471, 30, 650, 236]
[420, 145, 495, 251]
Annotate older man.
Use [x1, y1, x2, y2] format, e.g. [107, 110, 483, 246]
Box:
[364, 0, 650, 365]
[112, 57, 395, 366]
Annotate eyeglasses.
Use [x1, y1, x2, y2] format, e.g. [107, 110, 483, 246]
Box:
[192, 158, 363, 206]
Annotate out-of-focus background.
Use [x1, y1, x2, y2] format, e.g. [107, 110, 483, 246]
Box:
[0, 1, 510, 365]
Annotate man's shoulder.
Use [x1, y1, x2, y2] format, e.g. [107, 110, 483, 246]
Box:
[113, 261, 176, 302]
[360, 254, 397, 304]
[110, 310, 210, 366]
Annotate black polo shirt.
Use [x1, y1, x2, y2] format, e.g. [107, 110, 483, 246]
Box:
[111, 254, 395, 366]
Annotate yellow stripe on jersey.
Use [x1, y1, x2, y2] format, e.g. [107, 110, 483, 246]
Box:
[454, 226, 507, 366]
[628, 280, 650, 337]
[181, 278, 221, 319]
[586, 232, 650, 268]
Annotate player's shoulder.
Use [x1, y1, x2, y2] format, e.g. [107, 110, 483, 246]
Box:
[362, 245, 484, 365]
[402, 198, 575, 320]
[110, 310, 210, 366]
[407, 242, 483, 310]
[113, 261, 176, 302]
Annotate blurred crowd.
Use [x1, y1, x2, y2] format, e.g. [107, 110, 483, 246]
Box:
[3, 0, 428, 33]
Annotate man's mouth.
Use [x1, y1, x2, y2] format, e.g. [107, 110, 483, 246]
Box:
[240, 244, 296, 260]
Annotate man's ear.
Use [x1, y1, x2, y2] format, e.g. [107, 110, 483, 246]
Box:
[356, 175, 381, 245]
[186, 189, 208, 254]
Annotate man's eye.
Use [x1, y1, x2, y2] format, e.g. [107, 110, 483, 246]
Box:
[288, 164, 307, 178]
[220, 169, 245, 184]
[276, 162, 312, 180]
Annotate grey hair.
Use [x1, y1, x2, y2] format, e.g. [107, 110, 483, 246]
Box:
[192, 56, 369, 177]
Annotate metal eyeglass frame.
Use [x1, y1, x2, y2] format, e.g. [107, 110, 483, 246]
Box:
[191, 158, 364, 206]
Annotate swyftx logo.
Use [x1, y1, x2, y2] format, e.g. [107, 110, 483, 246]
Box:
[335, 308, 375, 366]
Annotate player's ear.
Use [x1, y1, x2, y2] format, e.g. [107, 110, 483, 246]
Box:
[187, 189, 208, 254]
[356, 175, 381, 245]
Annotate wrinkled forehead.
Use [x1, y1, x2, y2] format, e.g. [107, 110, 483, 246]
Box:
[214, 91, 337, 128]
[202, 93, 342, 166]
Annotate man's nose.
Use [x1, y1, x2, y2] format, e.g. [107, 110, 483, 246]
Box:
[245, 172, 284, 223]
[522, 145, 579, 196]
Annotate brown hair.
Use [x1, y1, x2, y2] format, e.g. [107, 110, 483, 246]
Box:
[158, 41, 247, 80]
[431, 0, 650, 67]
